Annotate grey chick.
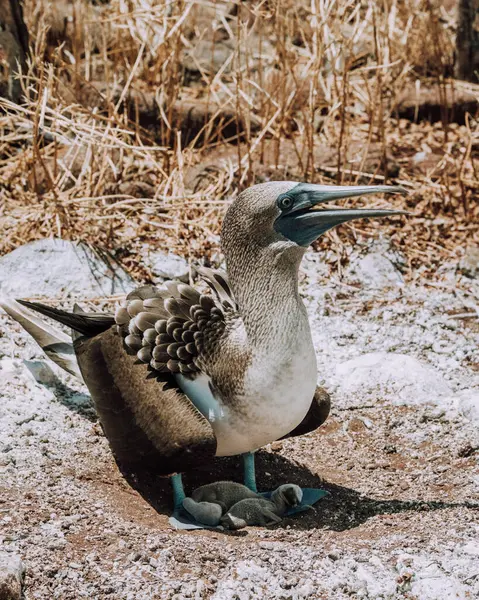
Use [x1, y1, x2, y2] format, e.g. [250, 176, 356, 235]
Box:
[192, 481, 259, 509]
[182, 481, 303, 527]
[182, 481, 260, 526]
[221, 484, 303, 530]
[182, 498, 223, 527]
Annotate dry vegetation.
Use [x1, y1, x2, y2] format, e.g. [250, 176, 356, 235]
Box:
[0, 0, 478, 281]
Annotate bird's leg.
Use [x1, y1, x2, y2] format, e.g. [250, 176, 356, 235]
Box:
[242, 451, 258, 492]
[170, 473, 186, 511]
[169, 474, 218, 530]
[243, 456, 329, 519]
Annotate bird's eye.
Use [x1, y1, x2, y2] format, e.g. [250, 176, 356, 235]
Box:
[278, 195, 293, 211]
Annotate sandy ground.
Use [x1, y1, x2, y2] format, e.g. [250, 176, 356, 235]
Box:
[1, 248, 478, 600]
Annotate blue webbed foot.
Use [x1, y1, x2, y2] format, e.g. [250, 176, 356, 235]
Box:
[168, 473, 213, 530]
[169, 509, 213, 530]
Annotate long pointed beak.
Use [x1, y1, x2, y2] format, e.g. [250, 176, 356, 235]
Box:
[274, 183, 408, 247]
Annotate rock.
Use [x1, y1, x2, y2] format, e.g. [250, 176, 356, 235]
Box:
[346, 240, 406, 289]
[334, 353, 452, 407]
[31, 143, 94, 194]
[181, 35, 274, 78]
[0, 553, 25, 600]
[116, 181, 155, 198]
[169, 98, 261, 144]
[182, 1, 238, 42]
[36, 0, 101, 50]
[348, 253, 404, 289]
[458, 246, 479, 278]
[145, 251, 189, 284]
[184, 139, 401, 193]
[182, 40, 234, 75]
[456, 443, 477, 458]
[452, 390, 479, 424]
[395, 83, 478, 124]
[0, 239, 136, 298]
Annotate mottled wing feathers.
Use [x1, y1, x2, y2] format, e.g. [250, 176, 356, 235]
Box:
[197, 267, 237, 309]
[114, 270, 235, 377]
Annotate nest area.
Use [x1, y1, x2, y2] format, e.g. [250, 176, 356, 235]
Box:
[0, 0, 478, 283]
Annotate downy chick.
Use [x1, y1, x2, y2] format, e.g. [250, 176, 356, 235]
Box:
[182, 481, 258, 526]
[221, 484, 303, 530]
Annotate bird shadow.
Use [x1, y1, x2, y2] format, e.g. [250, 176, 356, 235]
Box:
[47, 384, 98, 422]
[52, 384, 97, 422]
[118, 450, 478, 533]
[22, 360, 98, 422]
[31, 374, 477, 532]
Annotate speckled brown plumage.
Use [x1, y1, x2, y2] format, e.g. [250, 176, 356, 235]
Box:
[11, 181, 381, 472]
[4, 180, 409, 495]
[74, 326, 217, 474]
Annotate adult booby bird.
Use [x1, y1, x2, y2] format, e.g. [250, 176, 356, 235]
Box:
[2, 181, 406, 528]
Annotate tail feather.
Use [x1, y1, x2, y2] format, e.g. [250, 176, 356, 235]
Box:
[16, 299, 115, 337]
[0, 298, 83, 379]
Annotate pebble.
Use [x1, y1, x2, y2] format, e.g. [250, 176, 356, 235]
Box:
[0, 552, 25, 600]
[366, 461, 390, 470]
[328, 552, 340, 561]
[0, 455, 11, 467]
[128, 552, 141, 562]
[458, 246, 479, 278]
[384, 445, 397, 454]
[145, 251, 189, 283]
[347, 252, 404, 289]
[47, 538, 67, 550]
[457, 444, 477, 458]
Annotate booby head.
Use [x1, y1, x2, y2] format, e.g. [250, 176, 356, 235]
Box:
[223, 181, 407, 250]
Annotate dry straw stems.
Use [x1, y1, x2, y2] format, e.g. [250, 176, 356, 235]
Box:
[0, 0, 478, 281]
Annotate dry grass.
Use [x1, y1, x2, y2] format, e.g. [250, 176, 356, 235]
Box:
[0, 0, 478, 281]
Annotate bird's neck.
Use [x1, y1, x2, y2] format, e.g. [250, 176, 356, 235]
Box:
[226, 243, 309, 351]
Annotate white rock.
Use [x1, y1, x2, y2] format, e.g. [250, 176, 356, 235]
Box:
[334, 352, 452, 406]
[0, 239, 135, 298]
[348, 253, 404, 289]
[410, 569, 468, 600]
[459, 246, 479, 278]
[451, 390, 479, 423]
[145, 251, 189, 283]
[0, 553, 25, 600]
[461, 541, 479, 557]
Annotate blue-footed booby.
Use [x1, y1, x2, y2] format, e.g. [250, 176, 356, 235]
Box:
[1, 181, 406, 529]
